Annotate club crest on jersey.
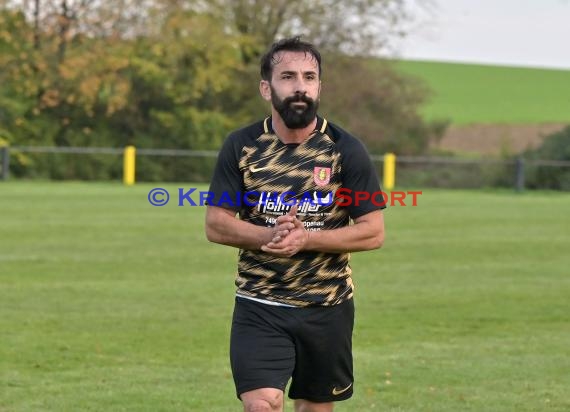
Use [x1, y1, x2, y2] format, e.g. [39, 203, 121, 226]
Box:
[314, 167, 331, 186]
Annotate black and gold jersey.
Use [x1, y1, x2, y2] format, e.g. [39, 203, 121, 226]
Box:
[208, 116, 384, 307]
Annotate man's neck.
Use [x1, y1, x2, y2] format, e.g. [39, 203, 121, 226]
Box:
[271, 113, 318, 145]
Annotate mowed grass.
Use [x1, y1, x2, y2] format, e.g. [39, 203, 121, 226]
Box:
[1, 182, 569, 411]
[393, 60, 570, 125]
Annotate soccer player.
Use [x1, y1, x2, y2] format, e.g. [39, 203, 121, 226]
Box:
[205, 37, 385, 412]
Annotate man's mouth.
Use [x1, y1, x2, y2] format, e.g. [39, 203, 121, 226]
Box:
[290, 101, 307, 108]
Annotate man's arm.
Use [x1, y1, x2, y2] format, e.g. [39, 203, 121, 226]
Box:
[205, 206, 274, 250]
[306, 210, 384, 253]
[261, 209, 384, 257]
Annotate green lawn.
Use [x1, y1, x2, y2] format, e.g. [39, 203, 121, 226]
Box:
[394, 60, 570, 125]
[1, 182, 569, 411]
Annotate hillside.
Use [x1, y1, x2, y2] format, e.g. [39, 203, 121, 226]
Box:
[395, 60, 570, 125]
[390, 60, 570, 155]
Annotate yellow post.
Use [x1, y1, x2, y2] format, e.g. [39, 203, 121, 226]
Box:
[383, 152, 396, 190]
[123, 145, 136, 186]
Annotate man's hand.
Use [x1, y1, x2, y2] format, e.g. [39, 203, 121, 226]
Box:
[261, 206, 309, 257]
[269, 206, 297, 243]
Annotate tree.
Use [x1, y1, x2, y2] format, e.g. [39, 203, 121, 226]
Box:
[1, 0, 444, 181]
[319, 55, 447, 154]
[197, 0, 429, 59]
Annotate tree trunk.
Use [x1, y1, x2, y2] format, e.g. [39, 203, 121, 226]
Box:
[33, 0, 41, 49]
[57, 0, 70, 63]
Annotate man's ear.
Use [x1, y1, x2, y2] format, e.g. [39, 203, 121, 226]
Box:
[259, 80, 271, 102]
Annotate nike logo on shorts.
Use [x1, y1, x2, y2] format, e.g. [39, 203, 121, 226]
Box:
[332, 382, 352, 395]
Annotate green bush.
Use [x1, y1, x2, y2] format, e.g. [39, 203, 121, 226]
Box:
[524, 125, 570, 190]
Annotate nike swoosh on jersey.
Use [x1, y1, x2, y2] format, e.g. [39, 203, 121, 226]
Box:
[249, 165, 270, 172]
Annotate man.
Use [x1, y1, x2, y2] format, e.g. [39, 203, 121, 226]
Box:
[205, 37, 385, 412]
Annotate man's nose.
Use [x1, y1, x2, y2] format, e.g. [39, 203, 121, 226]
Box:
[293, 77, 308, 94]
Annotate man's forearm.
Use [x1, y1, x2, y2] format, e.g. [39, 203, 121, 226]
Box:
[205, 207, 272, 250]
[305, 222, 383, 254]
[261, 210, 384, 256]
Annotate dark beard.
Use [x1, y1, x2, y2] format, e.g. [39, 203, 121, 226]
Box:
[271, 87, 319, 129]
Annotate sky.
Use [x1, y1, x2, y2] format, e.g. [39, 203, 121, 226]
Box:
[396, 0, 570, 69]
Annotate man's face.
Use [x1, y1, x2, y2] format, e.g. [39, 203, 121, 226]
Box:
[262, 51, 321, 129]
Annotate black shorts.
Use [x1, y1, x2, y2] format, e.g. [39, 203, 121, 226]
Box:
[230, 297, 355, 403]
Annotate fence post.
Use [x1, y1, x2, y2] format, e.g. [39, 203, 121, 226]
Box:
[383, 152, 396, 190]
[515, 157, 525, 192]
[1, 146, 9, 181]
[123, 145, 136, 186]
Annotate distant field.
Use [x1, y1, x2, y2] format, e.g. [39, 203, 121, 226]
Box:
[1, 182, 570, 411]
[393, 60, 570, 125]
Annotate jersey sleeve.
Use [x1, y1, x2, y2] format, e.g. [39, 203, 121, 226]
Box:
[207, 133, 243, 211]
[340, 137, 386, 219]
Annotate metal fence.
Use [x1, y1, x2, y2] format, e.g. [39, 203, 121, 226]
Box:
[2, 145, 570, 191]
[378, 155, 570, 191]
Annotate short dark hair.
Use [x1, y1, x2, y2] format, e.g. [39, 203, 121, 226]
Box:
[260, 36, 322, 81]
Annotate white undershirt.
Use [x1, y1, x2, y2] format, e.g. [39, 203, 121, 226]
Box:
[236, 293, 298, 308]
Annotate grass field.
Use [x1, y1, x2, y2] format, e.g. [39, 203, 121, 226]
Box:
[393, 60, 570, 125]
[1, 182, 569, 411]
